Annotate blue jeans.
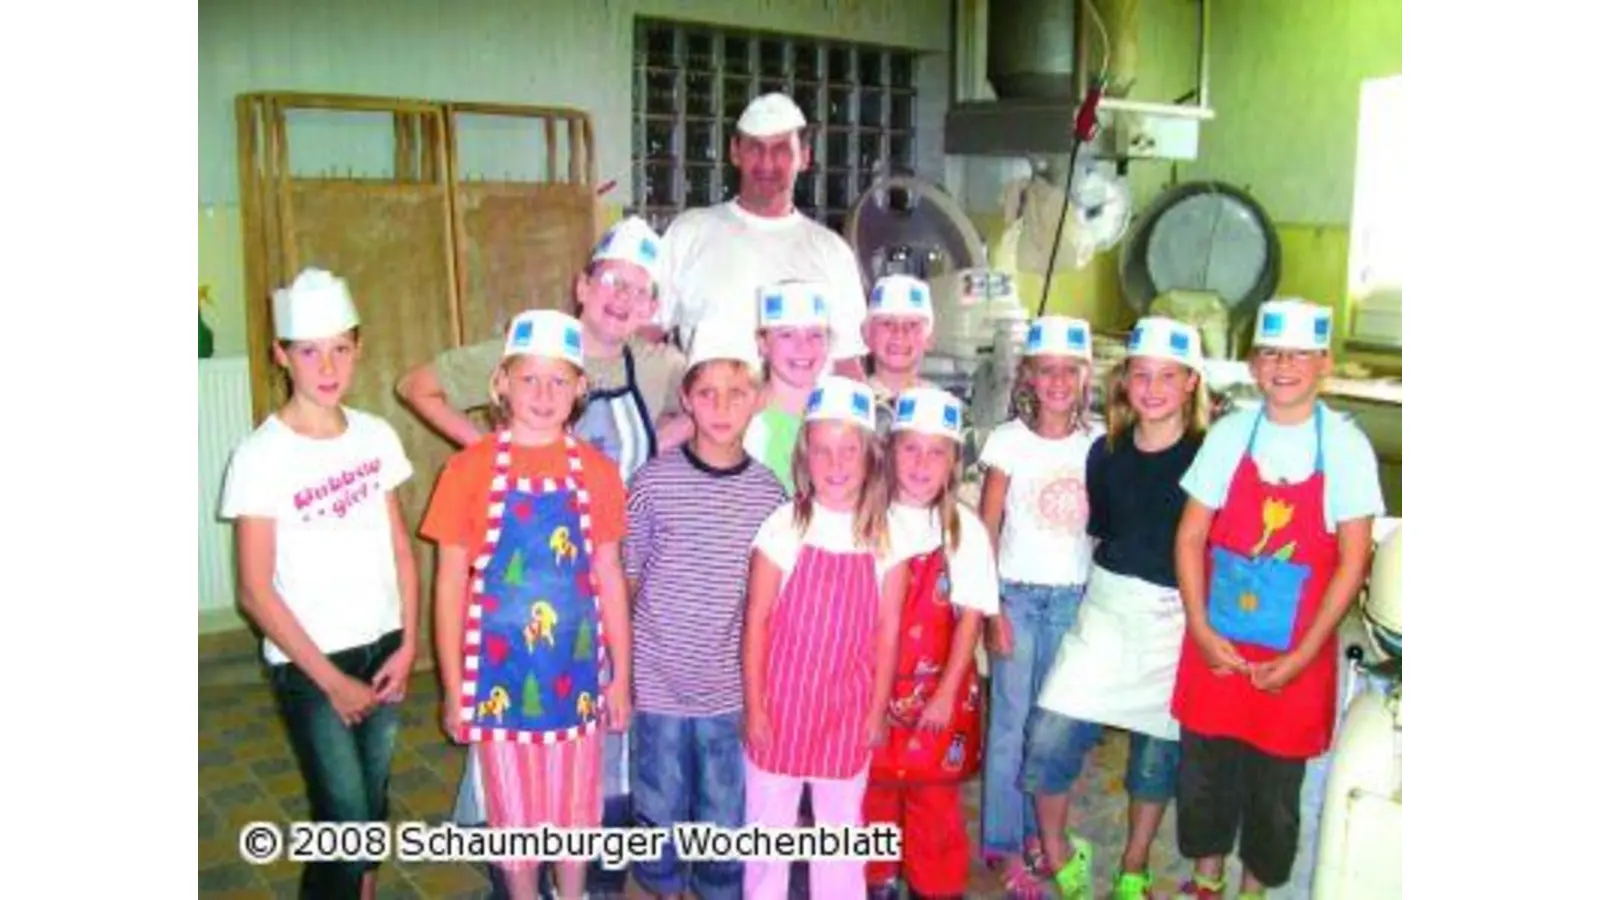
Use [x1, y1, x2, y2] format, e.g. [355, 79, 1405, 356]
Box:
[1020, 708, 1180, 802]
[980, 581, 1084, 857]
[630, 710, 745, 900]
[269, 630, 403, 899]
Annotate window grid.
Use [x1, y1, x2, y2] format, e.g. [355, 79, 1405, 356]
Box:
[632, 19, 918, 236]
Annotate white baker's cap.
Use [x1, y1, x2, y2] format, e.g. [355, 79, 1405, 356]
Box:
[737, 93, 807, 137]
[1127, 316, 1203, 370]
[868, 274, 935, 323]
[1253, 298, 1333, 352]
[590, 216, 663, 284]
[273, 268, 360, 341]
[503, 309, 585, 371]
[891, 386, 963, 442]
[686, 317, 763, 372]
[1023, 315, 1093, 361]
[804, 375, 875, 431]
[757, 280, 831, 330]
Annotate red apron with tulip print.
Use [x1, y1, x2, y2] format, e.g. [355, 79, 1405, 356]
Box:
[1171, 406, 1340, 760]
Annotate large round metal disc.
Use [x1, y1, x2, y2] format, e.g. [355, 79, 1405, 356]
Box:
[846, 175, 986, 284]
[1119, 182, 1281, 324]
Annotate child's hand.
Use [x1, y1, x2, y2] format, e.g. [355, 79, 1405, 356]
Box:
[1194, 626, 1249, 676]
[917, 689, 956, 732]
[986, 613, 1015, 658]
[325, 672, 378, 726]
[744, 706, 772, 755]
[1249, 651, 1310, 693]
[439, 690, 464, 745]
[655, 411, 697, 449]
[604, 680, 632, 732]
[862, 712, 887, 750]
[371, 642, 416, 704]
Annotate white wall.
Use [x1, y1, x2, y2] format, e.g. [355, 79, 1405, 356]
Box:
[200, 0, 953, 205]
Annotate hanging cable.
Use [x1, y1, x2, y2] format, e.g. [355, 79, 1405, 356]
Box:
[1036, 76, 1105, 317]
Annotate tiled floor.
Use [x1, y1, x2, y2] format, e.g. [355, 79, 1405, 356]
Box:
[201, 671, 1336, 899]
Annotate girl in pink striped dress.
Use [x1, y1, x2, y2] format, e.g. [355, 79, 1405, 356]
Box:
[742, 375, 909, 900]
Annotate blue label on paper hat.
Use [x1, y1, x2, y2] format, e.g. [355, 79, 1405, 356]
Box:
[512, 319, 534, 346]
[870, 284, 885, 307]
[942, 402, 960, 430]
[909, 287, 926, 307]
[595, 229, 615, 252]
[1261, 312, 1284, 337]
[638, 237, 658, 261]
[764, 293, 784, 319]
[1171, 330, 1191, 354]
[1027, 322, 1044, 350]
[813, 293, 827, 316]
[564, 324, 582, 355]
[807, 387, 824, 413]
[1067, 325, 1088, 349]
[1129, 325, 1145, 350]
[851, 390, 871, 417]
[1314, 314, 1331, 341]
[896, 396, 916, 419]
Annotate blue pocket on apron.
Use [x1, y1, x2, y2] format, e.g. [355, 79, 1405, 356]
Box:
[1207, 546, 1310, 652]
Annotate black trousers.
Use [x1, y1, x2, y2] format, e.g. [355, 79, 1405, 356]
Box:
[1176, 729, 1307, 888]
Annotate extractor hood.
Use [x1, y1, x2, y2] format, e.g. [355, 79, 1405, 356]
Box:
[945, 0, 1215, 159]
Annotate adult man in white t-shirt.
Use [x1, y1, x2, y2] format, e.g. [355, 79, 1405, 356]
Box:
[653, 92, 869, 379]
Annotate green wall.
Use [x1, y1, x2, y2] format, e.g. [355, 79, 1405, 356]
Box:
[1186, 0, 1402, 366]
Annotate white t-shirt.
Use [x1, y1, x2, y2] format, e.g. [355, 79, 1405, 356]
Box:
[219, 408, 414, 664]
[978, 419, 1102, 587]
[655, 201, 869, 361]
[1180, 401, 1386, 532]
[887, 502, 1000, 615]
[752, 502, 899, 592]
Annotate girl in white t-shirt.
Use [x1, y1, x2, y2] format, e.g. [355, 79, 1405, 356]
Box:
[743, 375, 907, 900]
[867, 387, 999, 900]
[219, 269, 418, 900]
[975, 315, 1103, 895]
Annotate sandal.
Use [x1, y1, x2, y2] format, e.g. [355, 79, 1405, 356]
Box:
[1176, 872, 1226, 899]
[998, 854, 1050, 899]
[1112, 870, 1154, 899]
[1047, 836, 1093, 900]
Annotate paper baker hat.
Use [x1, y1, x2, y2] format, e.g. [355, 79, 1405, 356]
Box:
[804, 375, 876, 431]
[737, 93, 807, 137]
[686, 317, 763, 372]
[273, 268, 360, 341]
[502, 309, 585, 370]
[590, 216, 663, 284]
[891, 387, 964, 442]
[1023, 315, 1093, 361]
[1253, 298, 1333, 352]
[1127, 316, 1203, 370]
[868, 274, 935, 323]
[757, 280, 831, 329]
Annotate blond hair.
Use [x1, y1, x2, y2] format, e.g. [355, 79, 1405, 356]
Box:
[487, 355, 587, 430]
[1103, 357, 1211, 450]
[681, 357, 763, 395]
[885, 431, 964, 554]
[790, 420, 890, 552]
[1010, 355, 1095, 436]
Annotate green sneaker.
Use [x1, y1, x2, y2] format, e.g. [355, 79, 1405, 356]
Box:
[1050, 835, 1094, 899]
[1112, 870, 1153, 899]
[1237, 893, 1268, 900]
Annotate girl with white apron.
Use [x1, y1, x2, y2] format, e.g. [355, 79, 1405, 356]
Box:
[1020, 317, 1211, 900]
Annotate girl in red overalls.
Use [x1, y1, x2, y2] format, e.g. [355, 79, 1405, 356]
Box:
[422, 309, 634, 900]
[867, 387, 998, 900]
[1170, 299, 1384, 900]
[743, 375, 908, 900]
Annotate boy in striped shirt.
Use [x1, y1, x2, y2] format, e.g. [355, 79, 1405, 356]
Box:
[623, 318, 788, 900]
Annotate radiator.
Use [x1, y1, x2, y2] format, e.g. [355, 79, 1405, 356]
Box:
[199, 357, 255, 618]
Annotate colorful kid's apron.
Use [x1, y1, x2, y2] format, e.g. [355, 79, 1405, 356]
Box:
[455, 363, 648, 826]
[1170, 405, 1341, 760]
[750, 540, 881, 779]
[455, 432, 608, 749]
[871, 548, 984, 784]
[1040, 564, 1187, 741]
